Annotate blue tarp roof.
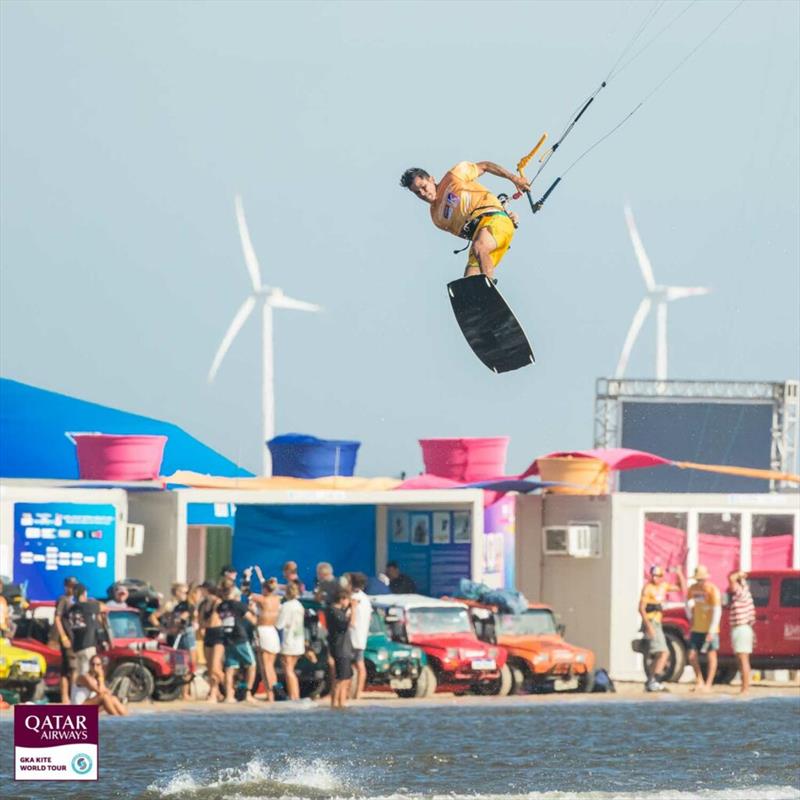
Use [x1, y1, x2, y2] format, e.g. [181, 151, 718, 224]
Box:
[0, 378, 253, 479]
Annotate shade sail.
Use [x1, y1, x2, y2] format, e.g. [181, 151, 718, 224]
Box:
[520, 448, 671, 479]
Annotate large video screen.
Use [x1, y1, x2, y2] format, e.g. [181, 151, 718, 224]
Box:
[620, 401, 773, 493]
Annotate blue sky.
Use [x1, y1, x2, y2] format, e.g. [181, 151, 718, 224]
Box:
[1, 0, 798, 476]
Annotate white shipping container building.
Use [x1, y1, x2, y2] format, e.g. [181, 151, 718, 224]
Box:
[515, 492, 800, 680]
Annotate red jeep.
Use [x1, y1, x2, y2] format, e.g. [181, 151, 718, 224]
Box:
[373, 594, 512, 696]
[658, 569, 800, 683]
[13, 601, 194, 702]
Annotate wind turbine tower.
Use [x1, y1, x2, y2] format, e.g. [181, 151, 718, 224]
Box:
[208, 196, 321, 475]
[615, 206, 710, 381]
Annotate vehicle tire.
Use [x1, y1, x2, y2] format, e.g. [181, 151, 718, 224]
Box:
[509, 664, 526, 695]
[18, 680, 45, 703]
[650, 630, 687, 683]
[714, 665, 738, 685]
[472, 664, 513, 697]
[396, 665, 436, 699]
[110, 663, 155, 703]
[153, 681, 183, 702]
[577, 670, 596, 693]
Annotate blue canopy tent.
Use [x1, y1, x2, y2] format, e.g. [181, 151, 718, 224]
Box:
[0, 378, 252, 479]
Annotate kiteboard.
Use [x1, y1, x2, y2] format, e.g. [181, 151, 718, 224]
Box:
[447, 275, 535, 373]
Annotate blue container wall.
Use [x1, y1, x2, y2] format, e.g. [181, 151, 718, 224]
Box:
[232, 504, 375, 588]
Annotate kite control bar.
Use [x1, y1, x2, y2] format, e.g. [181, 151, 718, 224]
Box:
[512, 133, 547, 214]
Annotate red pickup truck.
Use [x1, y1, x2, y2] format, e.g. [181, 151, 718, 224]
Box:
[658, 569, 800, 683]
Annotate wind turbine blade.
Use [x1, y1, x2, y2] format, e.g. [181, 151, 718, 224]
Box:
[656, 301, 668, 380]
[666, 286, 710, 301]
[235, 195, 262, 293]
[615, 297, 652, 377]
[208, 296, 257, 382]
[624, 206, 656, 291]
[269, 295, 322, 312]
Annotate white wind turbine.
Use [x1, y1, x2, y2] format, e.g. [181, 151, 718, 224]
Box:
[615, 206, 710, 381]
[208, 195, 321, 476]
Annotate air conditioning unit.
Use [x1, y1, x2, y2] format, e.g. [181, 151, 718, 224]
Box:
[125, 524, 145, 556]
[544, 524, 601, 558]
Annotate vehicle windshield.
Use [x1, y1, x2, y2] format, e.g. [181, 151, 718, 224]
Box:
[369, 611, 386, 635]
[406, 607, 472, 635]
[496, 609, 558, 636]
[108, 612, 145, 639]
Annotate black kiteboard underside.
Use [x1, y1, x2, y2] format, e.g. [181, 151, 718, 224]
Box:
[447, 275, 535, 373]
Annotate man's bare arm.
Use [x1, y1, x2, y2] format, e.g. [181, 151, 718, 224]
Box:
[476, 162, 530, 194]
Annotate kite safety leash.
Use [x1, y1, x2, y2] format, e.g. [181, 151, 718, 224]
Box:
[513, 0, 744, 215]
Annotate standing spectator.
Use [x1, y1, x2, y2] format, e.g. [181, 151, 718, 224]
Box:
[52, 576, 78, 703]
[727, 570, 756, 695]
[638, 565, 685, 692]
[62, 584, 107, 684]
[72, 654, 128, 716]
[106, 584, 130, 609]
[314, 562, 340, 605]
[218, 579, 257, 703]
[150, 583, 196, 700]
[386, 562, 417, 594]
[686, 564, 722, 692]
[220, 566, 241, 599]
[282, 561, 306, 595]
[249, 566, 281, 701]
[348, 573, 372, 699]
[327, 586, 354, 709]
[198, 582, 224, 703]
[277, 582, 306, 701]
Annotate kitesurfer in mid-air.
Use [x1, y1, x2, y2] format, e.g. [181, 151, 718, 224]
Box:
[400, 162, 531, 280]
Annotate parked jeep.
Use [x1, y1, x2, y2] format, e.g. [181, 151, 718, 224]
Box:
[464, 600, 596, 693]
[13, 601, 193, 702]
[360, 609, 429, 698]
[372, 594, 511, 696]
[657, 569, 800, 683]
[0, 636, 46, 702]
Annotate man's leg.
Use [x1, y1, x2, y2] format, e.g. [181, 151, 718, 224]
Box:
[687, 647, 705, 690]
[738, 652, 751, 694]
[465, 227, 498, 278]
[705, 649, 718, 688]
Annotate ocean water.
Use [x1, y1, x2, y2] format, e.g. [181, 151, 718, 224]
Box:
[1, 697, 798, 800]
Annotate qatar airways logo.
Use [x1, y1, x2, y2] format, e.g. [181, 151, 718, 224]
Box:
[23, 713, 90, 742]
[15, 706, 98, 781]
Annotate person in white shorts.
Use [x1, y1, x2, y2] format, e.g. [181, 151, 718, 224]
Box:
[247, 567, 282, 701]
[727, 570, 756, 695]
[348, 572, 372, 699]
[277, 582, 306, 701]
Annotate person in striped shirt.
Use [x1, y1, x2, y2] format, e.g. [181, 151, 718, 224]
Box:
[727, 570, 756, 695]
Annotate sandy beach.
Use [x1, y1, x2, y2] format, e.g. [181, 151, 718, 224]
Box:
[5, 678, 794, 716]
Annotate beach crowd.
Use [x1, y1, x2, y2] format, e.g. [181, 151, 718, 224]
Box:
[50, 560, 419, 712]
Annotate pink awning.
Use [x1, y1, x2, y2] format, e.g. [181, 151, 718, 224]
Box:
[519, 448, 671, 479]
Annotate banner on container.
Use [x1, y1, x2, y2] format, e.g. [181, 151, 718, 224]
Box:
[13, 503, 117, 600]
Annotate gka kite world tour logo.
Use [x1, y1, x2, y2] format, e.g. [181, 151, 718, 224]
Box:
[14, 705, 99, 781]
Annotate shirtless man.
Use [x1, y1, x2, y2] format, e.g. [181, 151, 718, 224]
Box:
[247, 566, 282, 701]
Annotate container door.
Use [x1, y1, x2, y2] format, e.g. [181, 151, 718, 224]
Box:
[205, 526, 233, 582]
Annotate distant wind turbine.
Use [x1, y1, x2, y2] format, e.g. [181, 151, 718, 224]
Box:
[208, 195, 321, 475]
[615, 206, 710, 381]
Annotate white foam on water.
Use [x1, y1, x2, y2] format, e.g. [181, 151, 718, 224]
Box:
[215, 787, 800, 800]
[148, 755, 345, 797]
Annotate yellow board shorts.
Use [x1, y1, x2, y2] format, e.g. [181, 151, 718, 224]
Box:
[466, 213, 515, 271]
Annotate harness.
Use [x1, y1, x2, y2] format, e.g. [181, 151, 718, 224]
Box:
[452, 197, 515, 255]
